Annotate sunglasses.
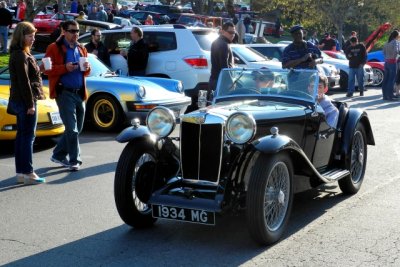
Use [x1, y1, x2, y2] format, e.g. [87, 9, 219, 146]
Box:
[226, 30, 236, 35]
[66, 29, 80, 34]
[94, 35, 102, 37]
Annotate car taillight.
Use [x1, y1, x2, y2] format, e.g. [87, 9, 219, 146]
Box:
[183, 56, 208, 68]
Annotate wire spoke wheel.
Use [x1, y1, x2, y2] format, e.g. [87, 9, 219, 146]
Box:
[247, 152, 293, 245]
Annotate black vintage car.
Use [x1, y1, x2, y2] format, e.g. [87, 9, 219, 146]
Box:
[114, 68, 375, 245]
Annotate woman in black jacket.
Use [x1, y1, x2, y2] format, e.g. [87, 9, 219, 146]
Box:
[8, 21, 46, 185]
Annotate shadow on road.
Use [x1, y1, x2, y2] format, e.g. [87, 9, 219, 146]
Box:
[4, 186, 352, 266]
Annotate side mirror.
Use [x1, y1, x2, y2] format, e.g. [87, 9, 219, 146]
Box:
[115, 69, 122, 76]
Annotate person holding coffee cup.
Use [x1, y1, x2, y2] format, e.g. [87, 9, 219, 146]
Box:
[44, 20, 91, 172]
[8, 22, 46, 184]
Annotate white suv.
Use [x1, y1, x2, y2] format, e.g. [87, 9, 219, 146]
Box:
[78, 25, 219, 99]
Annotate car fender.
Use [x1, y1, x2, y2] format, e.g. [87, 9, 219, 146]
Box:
[115, 125, 156, 144]
[248, 134, 318, 178]
[341, 108, 375, 161]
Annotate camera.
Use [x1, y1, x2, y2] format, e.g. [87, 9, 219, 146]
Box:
[306, 53, 318, 62]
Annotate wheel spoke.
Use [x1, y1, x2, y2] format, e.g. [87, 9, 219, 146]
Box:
[131, 153, 154, 213]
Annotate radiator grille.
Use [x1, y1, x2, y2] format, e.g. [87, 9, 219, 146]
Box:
[180, 121, 223, 183]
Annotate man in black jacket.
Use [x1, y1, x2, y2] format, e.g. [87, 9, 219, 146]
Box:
[84, 28, 111, 67]
[209, 22, 236, 95]
[120, 27, 149, 76]
[0, 1, 12, 54]
[345, 36, 367, 97]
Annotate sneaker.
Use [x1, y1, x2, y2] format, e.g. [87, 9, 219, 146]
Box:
[16, 173, 24, 184]
[23, 173, 46, 185]
[69, 163, 81, 171]
[50, 156, 70, 167]
[346, 93, 353, 97]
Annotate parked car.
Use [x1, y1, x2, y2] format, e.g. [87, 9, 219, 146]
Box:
[32, 20, 122, 53]
[33, 12, 79, 34]
[0, 84, 64, 140]
[113, 16, 133, 27]
[324, 50, 384, 87]
[144, 4, 183, 22]
[247, 44, 341, 90]
[0, 54, 190, 132]
[78, 24, 219, 101]
[367, 50, 384, 62]
[128, 10, 170, 24]
[230, 44, 282, 69]
[113, 67, 375, 245]
[76, 19, 122, 33]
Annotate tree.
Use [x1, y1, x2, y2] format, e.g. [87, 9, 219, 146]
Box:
[24, 0, 55, 21]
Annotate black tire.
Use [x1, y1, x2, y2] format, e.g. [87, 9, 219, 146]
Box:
[339, 70, 348, 91]
[114, 142, 157, 228]
[89, 94, 123, 132]
[371, 67, 384, 87]
[339, 124, 367, 194]
[246, 152, 294, 245]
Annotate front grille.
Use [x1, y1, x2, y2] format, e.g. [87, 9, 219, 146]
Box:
[180, 121, 223, 183]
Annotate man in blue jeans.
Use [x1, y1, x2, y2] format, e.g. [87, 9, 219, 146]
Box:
[44, 20, 91, 171]
[345, 36, 367, 97]
[0, 1, 13, 54]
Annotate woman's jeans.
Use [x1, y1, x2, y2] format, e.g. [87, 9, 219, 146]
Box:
[10, 100, 37, 174]
[382, 62, 397, 99]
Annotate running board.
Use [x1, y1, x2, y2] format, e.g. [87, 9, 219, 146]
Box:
[321, 168, 350, 182]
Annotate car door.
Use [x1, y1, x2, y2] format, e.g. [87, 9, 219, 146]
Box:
[311, 107, 336, 169]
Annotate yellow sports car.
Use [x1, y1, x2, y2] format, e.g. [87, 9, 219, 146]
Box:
[0, 85, 64, 140]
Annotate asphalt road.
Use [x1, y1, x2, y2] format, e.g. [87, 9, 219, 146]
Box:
[1, 87, 399, 266]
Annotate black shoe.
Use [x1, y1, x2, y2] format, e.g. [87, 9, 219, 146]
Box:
[393, 95, 400, 98]
[346, 93, 353, 97]
[360, 91, 364, 96]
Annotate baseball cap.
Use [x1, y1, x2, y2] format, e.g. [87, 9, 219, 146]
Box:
[290, 25, 304, 33]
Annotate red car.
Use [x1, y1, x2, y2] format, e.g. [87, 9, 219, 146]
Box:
[324, 50, 384, 87]
[33, 12, 79, 34]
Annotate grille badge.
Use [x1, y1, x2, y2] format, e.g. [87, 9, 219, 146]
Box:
[181, 113, 206, 124]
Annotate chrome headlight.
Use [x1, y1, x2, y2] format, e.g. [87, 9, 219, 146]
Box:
[146, 107, 176, 137]
[226, 112, 256, 144]
[136, 86, 146, 98]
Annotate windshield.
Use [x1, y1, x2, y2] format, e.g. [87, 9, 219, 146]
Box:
[232, 46, 269, 63]
[215, 68, 318, 103]
[192, 30, 218, 51]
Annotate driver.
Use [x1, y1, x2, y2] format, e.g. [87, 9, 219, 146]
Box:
[310, 74, 339, 128]
[253, 71, 275, 93]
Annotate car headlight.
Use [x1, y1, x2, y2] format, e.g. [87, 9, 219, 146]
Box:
[136, 86, 146, 98]
[146, 106, 176, 137]
[226, 112, 256, 144]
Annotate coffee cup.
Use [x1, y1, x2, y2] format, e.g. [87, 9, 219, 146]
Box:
[79, 57, 88, 71]
[42, 57, 52, 70]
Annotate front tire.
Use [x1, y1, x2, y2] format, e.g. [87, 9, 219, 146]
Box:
[114, 142, 157, 228]
[339, 124, 367, 194]
[246, 152, 293, 245]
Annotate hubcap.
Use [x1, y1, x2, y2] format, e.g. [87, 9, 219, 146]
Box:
[264, 162, 290, 232]
[93, 99, 115, 128]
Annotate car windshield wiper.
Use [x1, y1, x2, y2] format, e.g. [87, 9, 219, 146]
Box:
[227, 68, 246, 91]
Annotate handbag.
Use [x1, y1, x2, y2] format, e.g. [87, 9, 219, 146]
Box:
[7, 98, 17, 116]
